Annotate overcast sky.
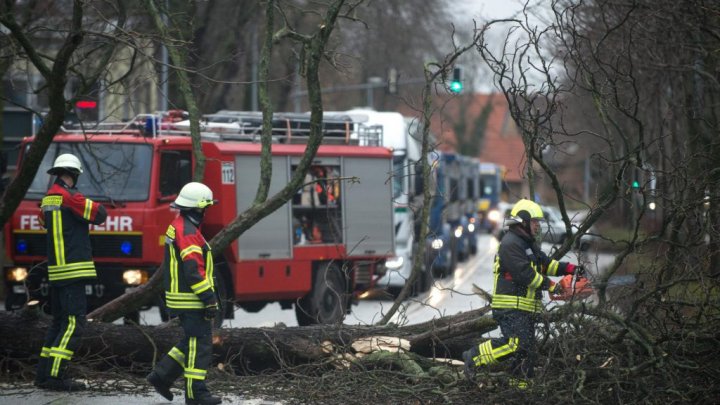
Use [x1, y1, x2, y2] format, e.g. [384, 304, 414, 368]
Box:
[459, 0, 527, 21]
[452, 0, 552, 92]
[459, 0, 552, 23]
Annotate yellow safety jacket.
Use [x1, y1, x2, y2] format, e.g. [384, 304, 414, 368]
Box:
[162, 213, 216, 311]
[491, 228, 572, 313]
[40, 180, 107, 285]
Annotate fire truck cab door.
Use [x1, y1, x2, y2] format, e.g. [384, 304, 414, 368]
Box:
[235, 155, 292, 259]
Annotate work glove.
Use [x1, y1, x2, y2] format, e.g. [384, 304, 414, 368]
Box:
[549, 281, 564, 296]
[566, 263, 586, 276]
[204, 300, 219, 321]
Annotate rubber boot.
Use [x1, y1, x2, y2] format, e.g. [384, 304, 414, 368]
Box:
[147, 371, 174, 401]
[38, 377, 86, 391]
[185, 377, 222, 405]
[186, 391, 222, 405]
[148, 354, 184, 401]
[39, 357, 86, 391]
[34, 357, 48, 387]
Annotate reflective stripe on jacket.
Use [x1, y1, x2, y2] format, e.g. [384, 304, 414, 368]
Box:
[491, 227, 571, 313]
[162, 214, 216, 310]
[40, 180, 107, 284]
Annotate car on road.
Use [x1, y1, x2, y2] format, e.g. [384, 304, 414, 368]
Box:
[541, 206, 598, 251]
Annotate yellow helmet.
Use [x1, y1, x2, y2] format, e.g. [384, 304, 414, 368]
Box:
[508, 199, 543, 225]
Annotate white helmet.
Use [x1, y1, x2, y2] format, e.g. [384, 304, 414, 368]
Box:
[173, 182, 217, 209]
[47, 153, 83, 175]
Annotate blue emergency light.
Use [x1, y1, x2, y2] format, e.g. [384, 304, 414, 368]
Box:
[120, 241, 133, 255]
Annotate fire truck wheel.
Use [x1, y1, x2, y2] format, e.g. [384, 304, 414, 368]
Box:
[295, 263, 348, 326]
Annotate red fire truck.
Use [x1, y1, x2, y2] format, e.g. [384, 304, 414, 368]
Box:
[3, 111, 394, 325]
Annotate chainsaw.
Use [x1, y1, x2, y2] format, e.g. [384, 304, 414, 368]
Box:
[550, 272, 593, 301]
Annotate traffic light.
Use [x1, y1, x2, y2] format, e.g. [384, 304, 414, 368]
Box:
[631, 180, 640, 189]
[449, 67, 463, 94]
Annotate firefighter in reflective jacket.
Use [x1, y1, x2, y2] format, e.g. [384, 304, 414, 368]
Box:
[147, 182, 222, 405]
[462, 199, 582, 388]
[35, 153, 107, 391]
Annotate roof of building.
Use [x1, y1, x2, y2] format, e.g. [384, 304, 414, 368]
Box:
[398, 92, 527, 183]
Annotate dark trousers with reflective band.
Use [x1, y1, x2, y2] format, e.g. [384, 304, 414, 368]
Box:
[39, 283, 87, 379]
[469, 309, 536, 381]
[153, 311, 212, 399]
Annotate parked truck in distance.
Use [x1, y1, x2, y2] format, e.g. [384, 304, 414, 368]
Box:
[425, 152, 458, 277]
[4, 111, 395, 325]
[330, 109, 433, 296]
[477, 162, 505, 233]
[458, 155, 480, 256]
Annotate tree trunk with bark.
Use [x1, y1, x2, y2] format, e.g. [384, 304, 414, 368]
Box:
[0, 306, 494, 373]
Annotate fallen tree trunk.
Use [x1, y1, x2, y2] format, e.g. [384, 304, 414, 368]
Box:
[0, 306, 495, 374]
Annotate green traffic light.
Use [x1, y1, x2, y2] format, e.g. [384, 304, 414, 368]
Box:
[450, 81, 463, 93]
[632, 180, 640, 188]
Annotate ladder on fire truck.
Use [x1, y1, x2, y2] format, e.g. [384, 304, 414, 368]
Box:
[60, 110, 384, 146]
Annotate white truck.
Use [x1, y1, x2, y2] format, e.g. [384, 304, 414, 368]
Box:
[327, 109, 431, 296]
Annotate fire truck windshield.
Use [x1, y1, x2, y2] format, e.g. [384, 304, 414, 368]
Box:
[25, 142, 153, 202]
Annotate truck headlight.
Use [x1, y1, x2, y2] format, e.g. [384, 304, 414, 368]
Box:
[454, 226, 463, 238]
[431, 238, 444, 250]
[123, 269, 149, 286]
[385, 256, 404, 270]
[6, 267, 28, 282]
[467, 223, 476, 233]
[488, 209, 502, 223]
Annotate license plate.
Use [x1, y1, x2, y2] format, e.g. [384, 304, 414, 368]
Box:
[85, 285, 93, 295]
[13, 285, 27, 294]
